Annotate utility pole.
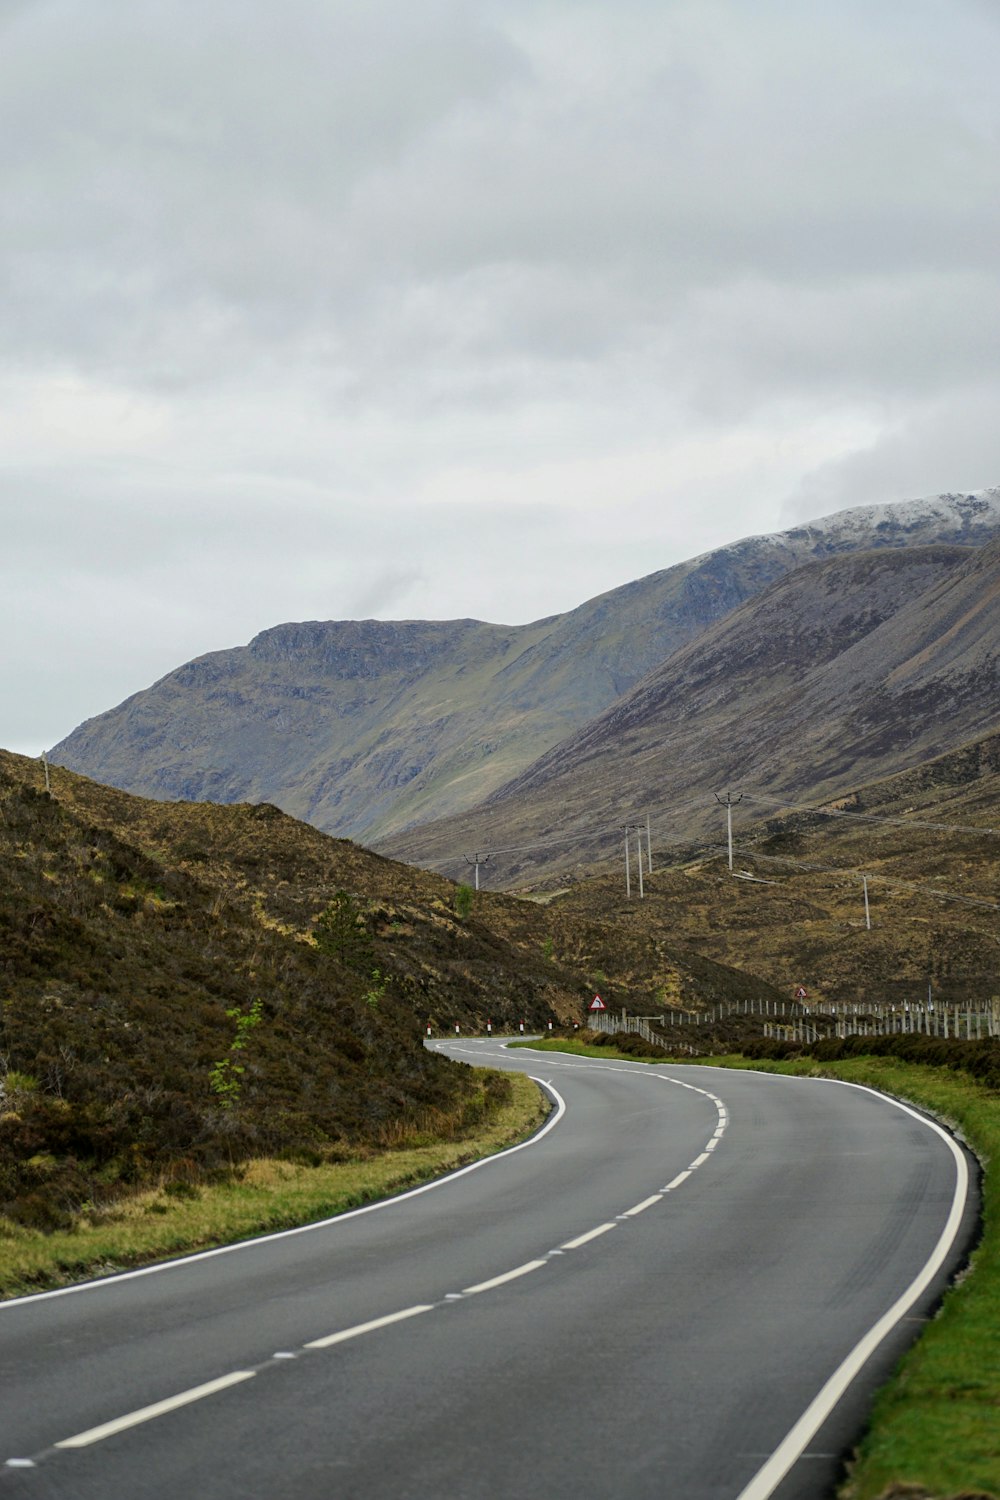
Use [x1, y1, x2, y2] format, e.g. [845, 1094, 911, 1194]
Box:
[41, 751, 50, 794]
[646, 811, 653, 875]
[465, 853, 490, 891]
[715, 791, 743, 873]
[862, 875, 871, 930]
[636, 829, 644, 899]
[623, 825, 631, 898]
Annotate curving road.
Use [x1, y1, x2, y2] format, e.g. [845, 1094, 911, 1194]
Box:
[0, 1041, 977, 1499]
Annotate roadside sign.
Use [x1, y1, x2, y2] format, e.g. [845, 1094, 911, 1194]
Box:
[794, 986, 808, 1001]
[589, 994, 606, 1011]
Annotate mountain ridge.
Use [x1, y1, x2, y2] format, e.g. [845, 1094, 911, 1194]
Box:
[50, 487, 1000, 844]
[383, 536, 1000, 883]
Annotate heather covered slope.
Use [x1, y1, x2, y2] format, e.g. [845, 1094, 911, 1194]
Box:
[0, 750, 587, 1229]
[1, 749, 797, 1231]
[384, 540, 1000, 882]
[50, 489, 1000, 843]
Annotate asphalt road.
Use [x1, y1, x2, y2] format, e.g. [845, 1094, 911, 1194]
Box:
[0, 1041, 978, 1500]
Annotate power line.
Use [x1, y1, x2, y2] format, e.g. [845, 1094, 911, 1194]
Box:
[715, 791, 743, 873]
[728, 843, 1000, 912]
[742, 791, 1000, 838]
[464, 852, 490, 890]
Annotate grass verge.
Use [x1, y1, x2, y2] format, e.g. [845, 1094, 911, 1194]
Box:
[522, 1039, 999, 1500]
[0, 1071, 547, 1302]
[510, 1036, 639, 1059]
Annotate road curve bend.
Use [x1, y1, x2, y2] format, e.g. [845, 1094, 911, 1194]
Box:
[0, 1040, 977, 1500]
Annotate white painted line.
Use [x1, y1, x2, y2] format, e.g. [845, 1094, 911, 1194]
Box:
[705, 1139, 719, 1151]
[54, 1371, 257, 1449]
[623, 1194, 663, 1216]
[689, 1152, 710, 1168]
[304, 1304, 433, 1349]
[662, 1170, 692, 1191]
[5, 1460, 36, 1468]
[734, 1084, 971, 1500]
[560, 1223, 618, 1250]
[2, 1081, 567, 1311]
[462, 1260, 548, 1295]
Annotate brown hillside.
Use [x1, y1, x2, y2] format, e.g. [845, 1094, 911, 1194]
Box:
[522, 731, 1000, 1015]
[384, 542, 1000, 886]
[0, 750, 589, 1231]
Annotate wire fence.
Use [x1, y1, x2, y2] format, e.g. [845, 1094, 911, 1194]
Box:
[588, 993, 1000, 1046]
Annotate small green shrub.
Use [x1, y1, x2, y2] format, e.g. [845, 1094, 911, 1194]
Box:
[209, 999, 264, 1110]
[454, 884, 475, 920]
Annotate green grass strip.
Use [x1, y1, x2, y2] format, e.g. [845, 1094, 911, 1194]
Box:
[0, 1072, 548, 1301]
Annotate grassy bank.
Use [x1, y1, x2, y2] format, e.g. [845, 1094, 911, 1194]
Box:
[0, 1071, 547, 1301]
[518, 1038, 998, 1500]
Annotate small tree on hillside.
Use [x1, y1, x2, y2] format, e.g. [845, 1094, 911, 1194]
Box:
[454, 883, 475, 920]
[313, 890, 373, 971]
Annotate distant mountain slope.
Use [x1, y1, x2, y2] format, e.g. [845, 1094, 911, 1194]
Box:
[383, 538, 1000, 883]
[51, 488, 1000, 842]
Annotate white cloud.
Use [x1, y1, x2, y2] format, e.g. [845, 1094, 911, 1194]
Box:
[2, 0, 999, 754]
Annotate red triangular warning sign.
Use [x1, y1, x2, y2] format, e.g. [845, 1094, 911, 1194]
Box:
[589, 994, 606, 1011]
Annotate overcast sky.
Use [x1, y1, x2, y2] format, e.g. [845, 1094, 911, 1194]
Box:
[4, 0, 999, 755]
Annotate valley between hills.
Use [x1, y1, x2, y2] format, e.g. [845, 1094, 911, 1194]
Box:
[4, 489, 1000, 1498]
[7, 485, 997, 1218]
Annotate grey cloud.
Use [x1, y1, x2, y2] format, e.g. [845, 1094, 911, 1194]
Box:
[781, 385, 1000, 524]
[3, 0, 1000, 755]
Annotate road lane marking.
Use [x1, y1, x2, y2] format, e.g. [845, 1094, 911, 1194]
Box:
[1, 1081, 567, 1311]
[304, 1304, 433, 1349]
[560, 1223, 618, 1250]
[689, 1152, 711, 1168]
[733, 1081, 971, 1500]
[16, 1051, 734, 1473]
[54, 1371, 257, 1449]
[623, 1194, 663, 1216]
[462, 1261, 548, 1295]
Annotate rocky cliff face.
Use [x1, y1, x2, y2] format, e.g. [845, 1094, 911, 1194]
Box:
[51, 488, 1000, 843]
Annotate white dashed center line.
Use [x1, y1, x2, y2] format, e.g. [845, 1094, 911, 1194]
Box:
[462, 1261, 548, 1296]
[54, 1371, 257, 1450]
[304, 1304, 433, 1349]
[560, 1222, 618, 1250]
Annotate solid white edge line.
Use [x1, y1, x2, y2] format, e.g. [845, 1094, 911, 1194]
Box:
[734, 1081, 970, 1500]
[560, 1223, 618, 1250]
[304, 1303, 433, 1349]
[462, 1261, 548, 1295]
[1, 1075, 567, 1310]
[54, 1370, 257, 1449]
